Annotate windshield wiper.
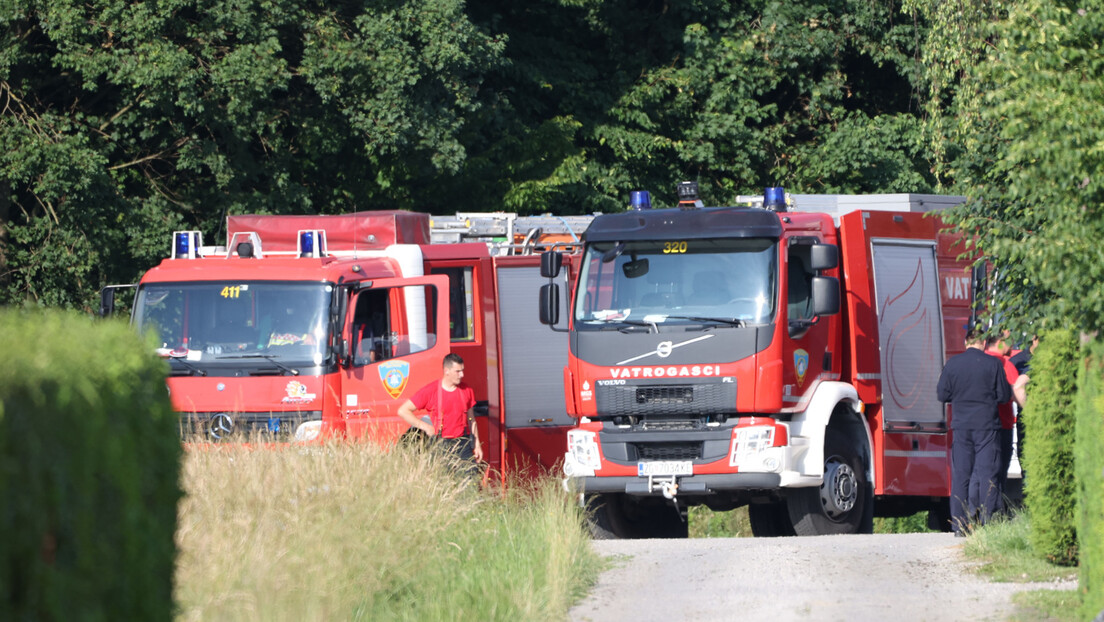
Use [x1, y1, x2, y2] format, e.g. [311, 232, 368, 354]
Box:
[583, 318, 658, 333]
[167, 354, 207, 376]
[218, 353, 300, 376]
[662, 315, 746, 328]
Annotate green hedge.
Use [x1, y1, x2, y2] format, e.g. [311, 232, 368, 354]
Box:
[1077, 338, 1104, 619]
[0, 310, 182, 621]
[1023, 328, 1079, 566]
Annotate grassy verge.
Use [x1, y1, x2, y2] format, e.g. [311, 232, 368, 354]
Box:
[689, 507, 936, 537]
[962, 512, 1079, 621]
[175, 440, 599, 621]
[688, 506, 751, 538]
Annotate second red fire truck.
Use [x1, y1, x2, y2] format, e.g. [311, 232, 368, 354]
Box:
[540, 185, 979, 537]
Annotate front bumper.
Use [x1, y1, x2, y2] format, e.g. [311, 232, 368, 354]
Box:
[571, 472, 784, 495]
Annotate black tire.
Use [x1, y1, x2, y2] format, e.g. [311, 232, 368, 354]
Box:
[927, 499, 953, 532]
[589, 494, 630, 539]
[749, 500, 798, 537]
[787, 428, 870, 535]
[587, 494, 688, 539]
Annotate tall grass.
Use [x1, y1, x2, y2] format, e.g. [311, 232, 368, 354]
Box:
[963, 512, 1078, 584]
[175, 441, 599, 621]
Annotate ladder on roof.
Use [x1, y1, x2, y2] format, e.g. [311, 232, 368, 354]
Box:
[430, 212, 597, 255]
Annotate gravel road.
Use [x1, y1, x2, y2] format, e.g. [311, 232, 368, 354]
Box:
[570, 533, 1074, 622]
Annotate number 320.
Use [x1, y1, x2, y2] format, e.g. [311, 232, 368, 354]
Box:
[663, 241, 688, 254]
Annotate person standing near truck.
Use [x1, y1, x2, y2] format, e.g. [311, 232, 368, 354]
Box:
[397, 353, 483, 472]
[985, 330, 1029, 497]
[937, 328, 1013, 535]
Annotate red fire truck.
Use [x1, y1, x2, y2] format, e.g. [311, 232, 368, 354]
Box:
[540, 185, 978, 537]
[101, 211, 590, 478]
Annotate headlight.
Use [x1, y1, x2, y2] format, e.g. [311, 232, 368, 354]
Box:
[566, 429, 601, 471]
[729, 426, 775, 466]
[294, 420, 323, 443]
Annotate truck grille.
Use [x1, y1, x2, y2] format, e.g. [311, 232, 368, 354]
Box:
[179, 411, 322, 441]
[597, 381, 736, 417]
[636, 386, 693, 405]
[633, 442, 703, 461]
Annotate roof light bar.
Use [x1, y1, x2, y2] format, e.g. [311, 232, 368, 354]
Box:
[298, 229, 328, 258]
[172, 231, 203, 259]
[630, 190, 652, 211]
[764, 186, 787, 212]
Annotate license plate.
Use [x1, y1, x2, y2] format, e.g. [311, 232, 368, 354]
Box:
[637, 460, 693, 477]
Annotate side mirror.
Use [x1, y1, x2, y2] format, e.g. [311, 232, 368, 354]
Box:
[98, 284, 136, 318]
[99, 287, 116, 317]
[811, 276, 840, 316]
[809, 244, 838, 271]
[338, 338, 350, 367]
[539, 283, 560, 326]
[541, 251, 563, 278]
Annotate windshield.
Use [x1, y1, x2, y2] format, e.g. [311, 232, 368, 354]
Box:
[574, 238, 777, 326]
[134, 281, 331, 369]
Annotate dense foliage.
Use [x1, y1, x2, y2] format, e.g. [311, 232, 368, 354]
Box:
[910, 0, 1104, 336]
[0, 0, 504, 308]
[0, 310, 181, 620]
[1077, 339, 1104, 618]
[1, 0, 933, 310]
[1023, 329, 1079, 565]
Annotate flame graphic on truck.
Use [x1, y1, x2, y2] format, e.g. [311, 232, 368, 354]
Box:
[880, 258, 937, 411]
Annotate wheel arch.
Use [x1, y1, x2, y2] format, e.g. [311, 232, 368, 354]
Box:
[789, 382, 872, 483]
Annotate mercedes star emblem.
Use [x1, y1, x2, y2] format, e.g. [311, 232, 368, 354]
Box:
[208, 413, 234, 439]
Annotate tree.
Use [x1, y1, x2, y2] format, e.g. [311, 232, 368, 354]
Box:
[462, 0, 937, 214]
[0, 0, 503, 309]
[932, 0, 1104, 334]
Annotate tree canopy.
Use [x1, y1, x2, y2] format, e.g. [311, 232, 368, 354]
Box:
[1, 0, 503, 307]
[14, 0, 1090, 317]
[910, 0, 1104, 334]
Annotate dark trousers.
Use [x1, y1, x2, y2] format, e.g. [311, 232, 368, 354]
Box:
[439, 435, 479, 478]
[951, 428, 1002, 532]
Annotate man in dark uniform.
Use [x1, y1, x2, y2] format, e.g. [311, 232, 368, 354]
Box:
[937, 328, 1013, 535]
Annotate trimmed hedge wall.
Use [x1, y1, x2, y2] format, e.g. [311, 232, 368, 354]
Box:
[0, 310, 181, 621]
[1023, 329, 1079, 565]
[1077, 338, 1104, 619]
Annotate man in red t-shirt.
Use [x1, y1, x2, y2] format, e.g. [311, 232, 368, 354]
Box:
[397, 353, 483, 467]
[985, 330, 1029, 497]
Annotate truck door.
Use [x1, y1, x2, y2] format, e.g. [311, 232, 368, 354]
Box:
[494, 258, 574, 476]
[428, 261, 500, 470]
[340, 275, 450, 443]
[784, 238, 838, 402]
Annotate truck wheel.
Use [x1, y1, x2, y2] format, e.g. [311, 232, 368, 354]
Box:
[588, 494, 631, 539]
[787, 428, 869, 535]
[749, 500, 797, 537]
[927, 499, 952, 532]
[587, 494, 688, 539]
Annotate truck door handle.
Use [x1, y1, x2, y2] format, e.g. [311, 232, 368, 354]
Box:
[529, 418, 553, 424]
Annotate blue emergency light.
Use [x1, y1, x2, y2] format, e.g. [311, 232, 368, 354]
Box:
[630, 190, 652, 211]
[764, 186, 786, 211]
[298, 229, 327, 258]
[172, 231, 203, 259]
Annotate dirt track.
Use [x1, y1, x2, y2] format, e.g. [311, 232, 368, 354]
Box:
[569, 533, 1074, 622]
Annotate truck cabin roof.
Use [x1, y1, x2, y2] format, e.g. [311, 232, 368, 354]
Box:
[582, 206, 784, 243]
